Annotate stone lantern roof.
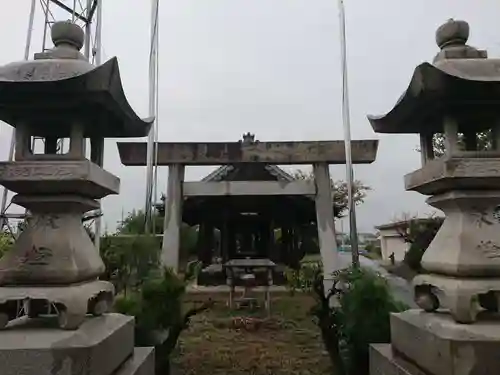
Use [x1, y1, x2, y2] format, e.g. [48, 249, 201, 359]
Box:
[0, 21, 152, 138]
[368, 19, 500, 135]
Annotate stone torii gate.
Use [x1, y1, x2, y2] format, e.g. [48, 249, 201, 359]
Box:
[117, 136, 378, 287]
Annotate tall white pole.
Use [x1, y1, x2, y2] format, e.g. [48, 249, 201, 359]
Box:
[84, 0, 93, 59]
[94, 0, 103, 65]
[24, 0, 37, 61]
[0, 0, 37, 231]
[93, 0, 103, 251]
[152, 24, 160, 235]
[338, 0, 360, 267]
[145, 0, 159, 233]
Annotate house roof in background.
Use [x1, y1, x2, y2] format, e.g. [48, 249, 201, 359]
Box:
[375, 217, 442, 231]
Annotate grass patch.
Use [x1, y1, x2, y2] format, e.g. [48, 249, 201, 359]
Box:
[171, 292, 332, 375]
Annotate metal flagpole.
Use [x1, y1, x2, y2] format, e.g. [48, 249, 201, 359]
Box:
[337, 0, 360, 267]
[93, 0, 103, 251]
[145, 0, 160, 234]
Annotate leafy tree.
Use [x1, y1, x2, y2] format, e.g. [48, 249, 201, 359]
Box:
[290, 169, 370, 218]
[285, 264, 406, 375]
[117, 209, 198, 261]
[428, 130, 491, 157]
[114, 266, 212, 374]
[393, 214, 444, 271]
[100, 233, 160, 296]
[118, 209, 163, 235]
[0, 231, 13, 259]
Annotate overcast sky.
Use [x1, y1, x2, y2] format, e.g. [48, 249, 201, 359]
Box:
[1, 1, 500, 233]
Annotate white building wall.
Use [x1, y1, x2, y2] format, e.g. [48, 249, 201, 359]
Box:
[378, 228, 409, 262]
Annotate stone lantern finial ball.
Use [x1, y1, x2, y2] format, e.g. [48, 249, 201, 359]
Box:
[51, 21, 84, 51]
[436, 19, 469, 49]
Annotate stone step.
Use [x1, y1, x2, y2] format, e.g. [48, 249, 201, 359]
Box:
[370, 344, 425, 375]
[115, 347, 155, 375]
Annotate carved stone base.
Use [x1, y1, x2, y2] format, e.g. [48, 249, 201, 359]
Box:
[0, 280, 114, 330]
[421, 190, 500, 277]
[0, 194, 105, 285]
[413, 273, 500, 323]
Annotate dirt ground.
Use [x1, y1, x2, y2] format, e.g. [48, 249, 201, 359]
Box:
[171, 292, 332, 375]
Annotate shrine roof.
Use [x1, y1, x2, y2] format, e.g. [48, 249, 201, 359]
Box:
[201, 164, 294, 182]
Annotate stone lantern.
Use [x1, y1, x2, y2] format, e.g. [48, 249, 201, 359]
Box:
[368, 19, 500, 375]
[0, 21, 151, 331]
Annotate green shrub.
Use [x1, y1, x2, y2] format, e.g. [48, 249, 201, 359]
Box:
[284, 262, 321, 296]
[100, 234, 161, 295]
[287, 264, 406, 375]
[337, 268, 406, 375]
[115, 267, 212, 375]
[0, 232, 13, 259]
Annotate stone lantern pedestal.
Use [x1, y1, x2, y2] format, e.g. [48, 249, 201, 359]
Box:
[0, 21, 155, 375]
[407, 161, 500, 323]
[368, 19, 500, 375]
[0, 159, 119, 329]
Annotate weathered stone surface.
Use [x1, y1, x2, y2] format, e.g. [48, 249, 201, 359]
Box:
[391, 310, 500, 375]
[413, 273, 500, 323]
[117, 139, 379, 166]
[0, 207, 105, 285]
[0, 160, 120, 199]
[115, 347, 155, 375]
[12, 194, 100, 213]
[404, 157, 500, 195]
[183, 180, 316, 196]
[313, 162, 341, 292]
[0, 314, 134, 375]
[417, 190, 500, 277]
[161, 164, 184, 271]
[370, 344, 425, 375]
[0, 280, 114, 330]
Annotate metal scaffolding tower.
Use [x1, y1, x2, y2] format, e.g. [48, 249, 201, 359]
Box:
[0, 0, 103, 248]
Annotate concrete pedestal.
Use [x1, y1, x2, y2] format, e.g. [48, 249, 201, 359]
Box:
[0, 313, 154, 375]
[370, 309, 500, 375]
